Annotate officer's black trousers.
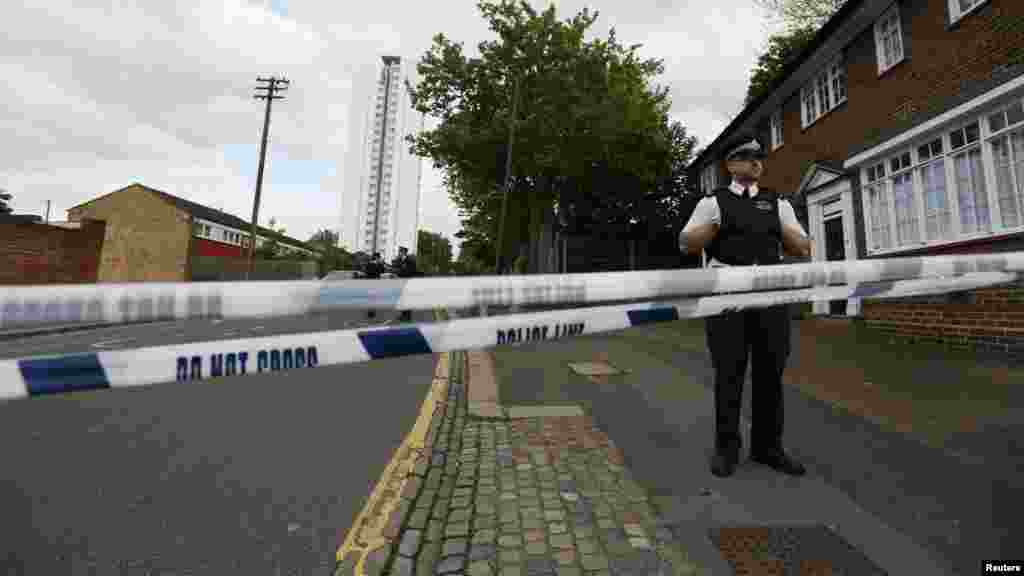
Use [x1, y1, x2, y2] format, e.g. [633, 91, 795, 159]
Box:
[704, 305, 791, 457]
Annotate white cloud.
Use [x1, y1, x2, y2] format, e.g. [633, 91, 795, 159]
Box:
[3, 0, 780, 249]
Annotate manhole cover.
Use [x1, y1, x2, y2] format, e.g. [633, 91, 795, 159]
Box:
[568, 361, 621, 376]
[709, 525, 887, 576]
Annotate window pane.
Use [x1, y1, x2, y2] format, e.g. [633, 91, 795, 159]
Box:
[892, 23, 903, 60]
[990, 112, 1007, 133]
[918, 144, 931, 161]
[893, 172, 919, 245]
[966, 122, 980, 143]
[993, 136, 1020, 229]
[1008, 101, 1024, 127]
[972, 148, 990, 231]
[955, 153, 976, 233]
[869, 184, 892, 250]
[921, 161, 951, 240]
[951, 129, 965, 150]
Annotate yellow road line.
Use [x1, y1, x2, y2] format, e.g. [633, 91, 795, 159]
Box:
[335, 310, 452, 575]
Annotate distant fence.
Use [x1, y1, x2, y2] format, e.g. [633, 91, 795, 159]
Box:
[190, 255, 318, 281]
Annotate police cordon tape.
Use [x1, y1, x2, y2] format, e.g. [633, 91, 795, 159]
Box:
[2, 251, 1023, 330]
[0, 271, 1016, 402]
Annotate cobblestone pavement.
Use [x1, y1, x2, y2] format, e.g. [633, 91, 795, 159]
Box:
[451, 416, 702, 576]
[335, 350, 704, 576]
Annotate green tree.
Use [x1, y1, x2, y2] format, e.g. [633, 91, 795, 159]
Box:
[407, 0, 695, 274]
[255, 217, 287, 260]
[417, 230, 453, 275]
[744, 26, 817, 106]
[308, 229, 354, 276]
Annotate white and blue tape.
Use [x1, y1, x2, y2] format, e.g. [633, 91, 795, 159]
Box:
[1, 271, 1015, 402]
[2, 251, 1023, 330]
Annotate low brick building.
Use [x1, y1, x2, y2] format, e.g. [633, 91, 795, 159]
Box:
[686, 0, 1024, 358]
[67, 183, 321, 282]
[0, 217, 106, 285]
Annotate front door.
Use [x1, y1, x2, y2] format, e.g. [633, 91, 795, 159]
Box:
[824, 214, 847, 315]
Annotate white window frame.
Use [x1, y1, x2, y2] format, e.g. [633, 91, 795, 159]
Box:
[874, 3, 905, 75]
[770, 109, 784, 151]
[948, 0, 988, 24]
[859, 95, 1024, 257]
[801, 55, 847, 129]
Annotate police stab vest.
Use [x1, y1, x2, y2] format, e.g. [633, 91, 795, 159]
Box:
[705, 186, 783, 266]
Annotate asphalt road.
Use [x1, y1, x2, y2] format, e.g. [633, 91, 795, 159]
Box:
[0, 309, 407, 360]
[0, 309, 438, 575]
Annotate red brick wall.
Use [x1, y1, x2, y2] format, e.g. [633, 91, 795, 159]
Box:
[0, 220, 106, 285]
[859, 233, 1024, 357]
[862, 281, 1024, 358]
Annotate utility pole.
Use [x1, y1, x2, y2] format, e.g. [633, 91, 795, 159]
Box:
[246, 75, 289, 279]
[45, 200, 51, 223]
[495, 75, 519, 276]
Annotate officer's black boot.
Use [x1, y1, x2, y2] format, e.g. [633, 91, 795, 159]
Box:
[711, 439, 740, 478]
[711, 451, 738, 478]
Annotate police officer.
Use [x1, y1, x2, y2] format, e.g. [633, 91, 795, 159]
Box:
[364, 252, 384, 319]
[392, 246, 419, 322]
[679, 133, 812, 478]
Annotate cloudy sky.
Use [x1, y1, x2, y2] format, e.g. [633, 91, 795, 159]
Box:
[2, 0, 783, 255]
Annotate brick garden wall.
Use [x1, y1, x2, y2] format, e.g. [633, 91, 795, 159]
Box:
[862, 278, 1024, 358]
[860, 234, 1024, 357]
[0, 220, 106, 285]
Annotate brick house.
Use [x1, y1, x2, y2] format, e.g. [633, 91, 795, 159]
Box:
[67, 183, 320, 282]
[686, 0, 1024, 356]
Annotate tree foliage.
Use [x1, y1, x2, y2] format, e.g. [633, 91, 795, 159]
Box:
[753, 0, 848, 31]
[417, 230, 454, 275]
[308, 228, 354, 275]
[406, 0, 697, 272]
[744, 26, 817, 106]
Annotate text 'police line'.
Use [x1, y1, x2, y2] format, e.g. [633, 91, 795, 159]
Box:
[176, 346, 319, 381]
[496, 322, 585, 345]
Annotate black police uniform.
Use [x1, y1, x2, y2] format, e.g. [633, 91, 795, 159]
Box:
[697, 135, 806, 478]
[704, 185, 791, 464]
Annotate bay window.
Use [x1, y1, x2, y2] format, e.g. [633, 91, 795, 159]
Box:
[860, 96, 1024, 255]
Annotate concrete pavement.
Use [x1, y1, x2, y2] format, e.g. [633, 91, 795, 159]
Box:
[0, 310, 439, 575]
